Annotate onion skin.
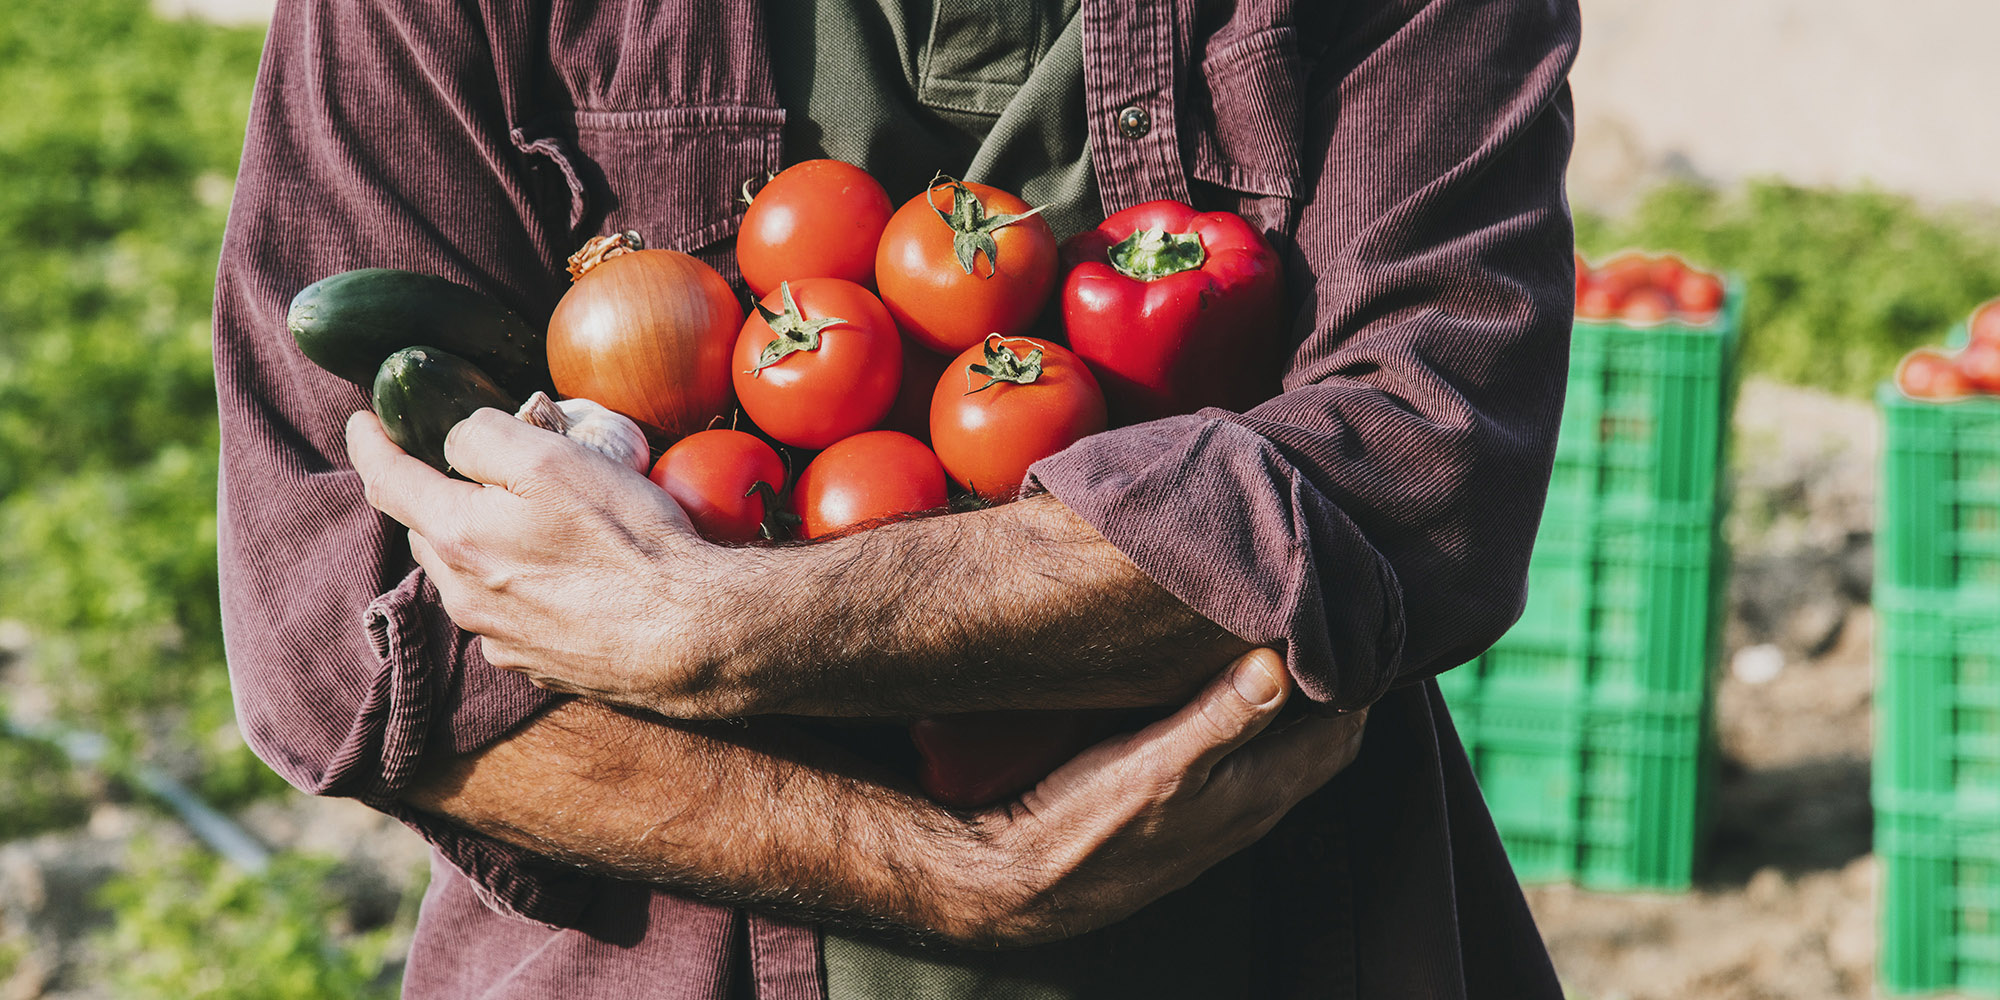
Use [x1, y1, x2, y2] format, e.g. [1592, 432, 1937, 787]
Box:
[547, 249, 742, 441]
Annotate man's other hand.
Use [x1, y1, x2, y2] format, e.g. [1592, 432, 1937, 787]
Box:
[926, 648, 1367, 947]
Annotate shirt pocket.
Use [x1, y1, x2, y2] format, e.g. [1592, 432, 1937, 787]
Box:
[1185, 26, 1303, 238]
[533, 106, 784, 282]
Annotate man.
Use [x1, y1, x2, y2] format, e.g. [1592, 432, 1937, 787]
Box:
[216, 0, 1580, 996]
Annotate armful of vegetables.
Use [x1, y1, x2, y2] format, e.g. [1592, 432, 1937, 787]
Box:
[289, 162, 1285, 811]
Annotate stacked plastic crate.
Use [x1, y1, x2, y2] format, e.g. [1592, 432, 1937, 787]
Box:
[1876, 362, 2000, 994]
[1437, 281, 1740, 891]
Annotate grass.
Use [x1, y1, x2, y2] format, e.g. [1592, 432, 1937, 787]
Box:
[1577, 180, 2000, 398]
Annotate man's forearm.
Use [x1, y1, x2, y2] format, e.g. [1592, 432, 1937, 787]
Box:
[352, 412, 1248, 721]
[406, 699, 976, 938]
[703, 492, 1251, 718]
[406, 651, 1367, 949]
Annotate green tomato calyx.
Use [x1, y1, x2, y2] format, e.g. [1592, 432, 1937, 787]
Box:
[748, 281, 846, 376]
[1107, 225, 1206, 281]
[743, 480, 800, 541]
[928, 173, 1047, 278]
[964, 335, 1045, 394]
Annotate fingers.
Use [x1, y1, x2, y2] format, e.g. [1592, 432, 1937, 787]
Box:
[1133, 648, 1291, 788]
[442, 407, 584, 493]
[1210, 706, 1370, 807]
[346, 410, 484, 532]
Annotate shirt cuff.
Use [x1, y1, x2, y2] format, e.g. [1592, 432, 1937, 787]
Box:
[350, 568, 596, 926]
[1027, 414, 1406, 709]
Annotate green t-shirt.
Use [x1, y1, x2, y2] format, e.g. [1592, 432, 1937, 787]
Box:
[766, 3, 1253, 997]
[767, 0, 1102, 241]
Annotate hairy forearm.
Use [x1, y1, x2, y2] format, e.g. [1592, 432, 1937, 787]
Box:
[405, 700, 976, 937]
[704, 493, 1249, 717]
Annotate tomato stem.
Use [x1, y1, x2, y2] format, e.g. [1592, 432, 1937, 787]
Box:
[926, 172, 1047, 278]
[1107, 225, 1206, 281]
[963, 334, 1045, 394]
[746, 281, 846, 376]
[744, 480, 799, 542]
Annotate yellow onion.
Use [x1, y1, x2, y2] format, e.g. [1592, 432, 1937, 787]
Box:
[547, 233, 741, 441]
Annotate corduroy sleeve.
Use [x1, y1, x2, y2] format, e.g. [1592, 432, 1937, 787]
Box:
[214, 0, 597, 924]
[1030, 0, 1581, 710]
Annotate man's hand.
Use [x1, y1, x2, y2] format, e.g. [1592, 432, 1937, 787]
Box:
[409, 647, 1367, 945]
[346, 408, 751, 712]
[350, 407, 1250, 720]
[934, 648, 1368, 946]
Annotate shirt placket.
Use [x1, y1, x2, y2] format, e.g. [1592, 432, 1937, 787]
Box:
[1079, 0, 1191, 213]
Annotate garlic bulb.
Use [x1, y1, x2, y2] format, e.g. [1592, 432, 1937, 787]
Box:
[516, 392, 652, 473]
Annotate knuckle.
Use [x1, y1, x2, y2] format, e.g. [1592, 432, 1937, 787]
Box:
[520, 448, 570, 484]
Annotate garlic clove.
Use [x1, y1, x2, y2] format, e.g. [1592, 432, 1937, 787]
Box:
[515, 391, 652, 474]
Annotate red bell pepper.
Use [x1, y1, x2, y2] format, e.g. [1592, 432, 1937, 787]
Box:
[1059, 200, 1286, 422]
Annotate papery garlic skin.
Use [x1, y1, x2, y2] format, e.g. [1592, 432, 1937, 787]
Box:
[516, 392, 651, 473]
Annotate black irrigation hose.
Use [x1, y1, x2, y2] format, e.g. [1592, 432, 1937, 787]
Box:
[3, 713, 271, 873]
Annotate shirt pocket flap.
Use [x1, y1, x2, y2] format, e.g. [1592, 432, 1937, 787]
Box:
[1187, 27, 1303, 201]
[565, 106, 784, 255]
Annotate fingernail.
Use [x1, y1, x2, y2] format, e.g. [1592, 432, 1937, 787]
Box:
[1232, 655, 1283, 706]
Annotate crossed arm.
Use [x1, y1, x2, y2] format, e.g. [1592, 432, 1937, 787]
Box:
[352, 408, 1370, 945]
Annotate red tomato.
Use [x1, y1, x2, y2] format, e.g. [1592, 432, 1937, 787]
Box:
[792, 431, 950, 539]
[1575, 284, 1619, 320]
[649, 429, 788, 543]
[1646, 253, 1689, 294]
[875, 177, 1058, 355]
[911, 710, 1119, 808]
[736, 160, 893, 298]
[1675, 272, 1726, 319]
[1970, 298, 2000, 346]
[1897, 348, 1973, 400]
[1958, 340, 2000, 393]
[732, 278, 902, 450]
[1619, 288, 1675, 323]
[1574, 253, 1591, 303]
[930, 335, 1106, 502]
[1592, 252, 1654, 303]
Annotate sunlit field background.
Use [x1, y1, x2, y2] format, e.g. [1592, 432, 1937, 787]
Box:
[3, 0, 1997, 996]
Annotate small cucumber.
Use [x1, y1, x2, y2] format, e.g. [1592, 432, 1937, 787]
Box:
[371, 346, 520, 476]
[289, 268, 549, 397]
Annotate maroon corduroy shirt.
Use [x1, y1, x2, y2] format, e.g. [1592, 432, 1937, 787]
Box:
[214, 0, 1581, 996]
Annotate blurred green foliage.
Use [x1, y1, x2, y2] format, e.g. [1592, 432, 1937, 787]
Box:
[0, 0, 280, 798]
[0, 727, 93, 838]
[96, 840, 411, 1000]
[1577, 180, 2000, 397]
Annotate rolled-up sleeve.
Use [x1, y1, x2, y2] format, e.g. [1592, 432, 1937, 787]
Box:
[1032, 0, 1580, 709]
[214, 0, 589, 922]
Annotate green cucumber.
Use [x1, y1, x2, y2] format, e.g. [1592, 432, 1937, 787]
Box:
[371, 346, 520, 476]
[288, 268, 548, 396]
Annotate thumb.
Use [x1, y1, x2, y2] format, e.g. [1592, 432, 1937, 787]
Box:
[1142, 648, 1291, 789]
[442, 407, 583, 492]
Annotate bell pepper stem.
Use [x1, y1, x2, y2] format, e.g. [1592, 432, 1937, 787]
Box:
[1108, 225, 1206, 281]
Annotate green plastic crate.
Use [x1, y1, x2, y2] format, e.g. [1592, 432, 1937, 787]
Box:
[1454, 696, 1711, 890]
[1438, 282, 1739, 889]
[1879, 386, 2000, 597]
[1443, 496, 1723, 710]
[1879, 807, 2000, 995]
[1874, 586, 2000, 816]
[1546, 292, 1742, 513]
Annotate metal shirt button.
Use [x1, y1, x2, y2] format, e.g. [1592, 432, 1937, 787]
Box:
[1116, 105, 1152, 139]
